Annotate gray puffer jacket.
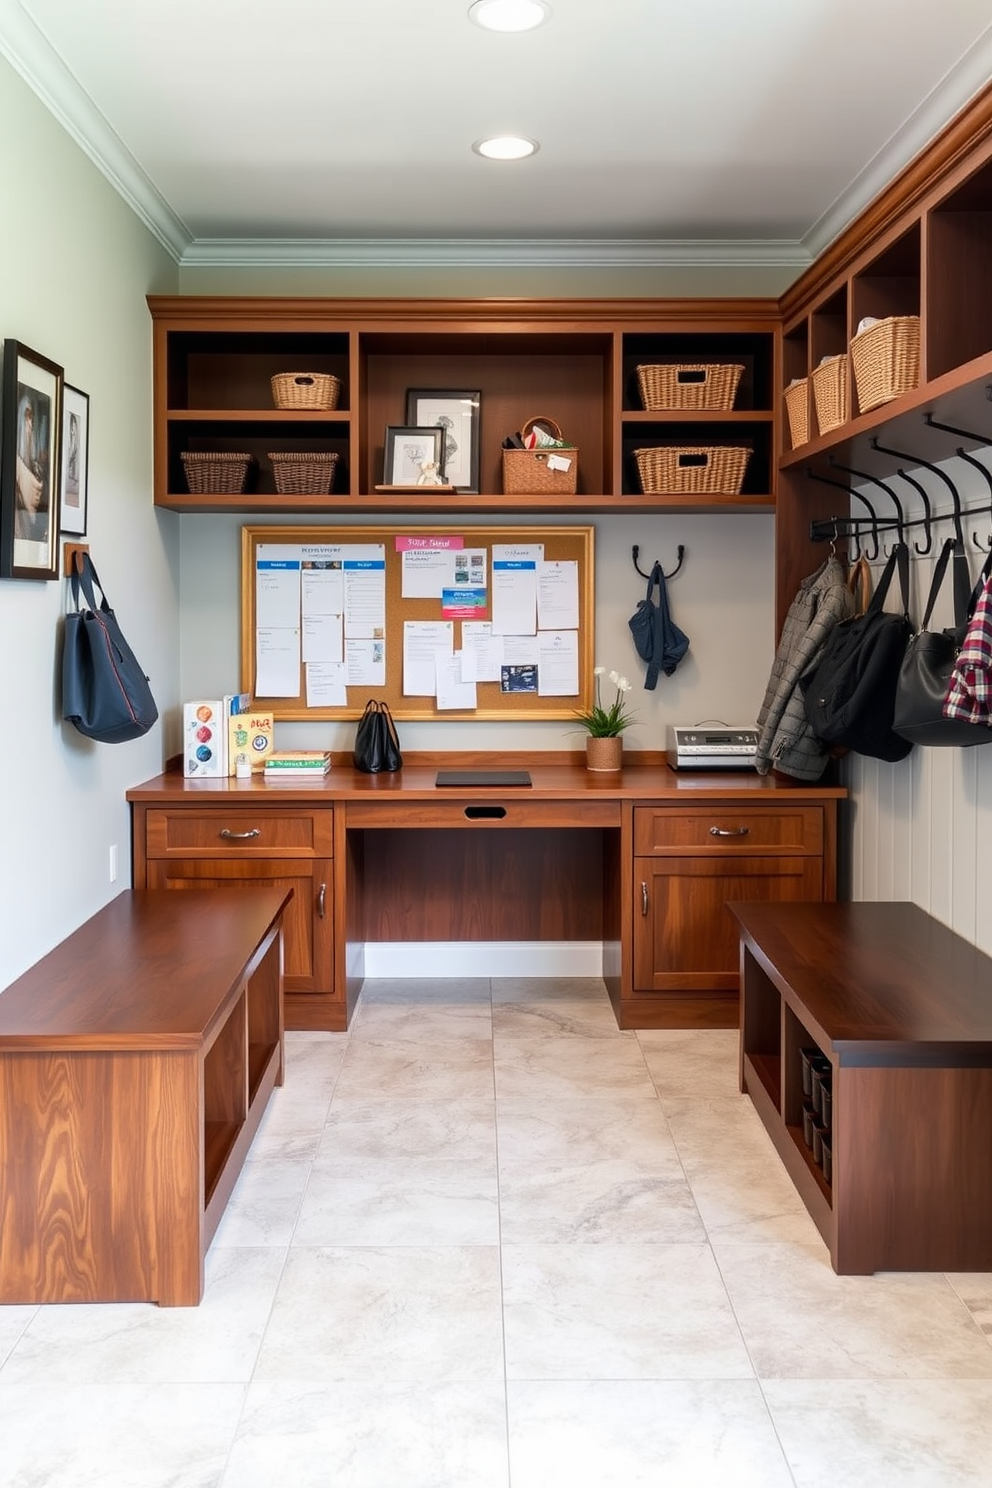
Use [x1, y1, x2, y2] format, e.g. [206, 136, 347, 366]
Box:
[755, 557, 855, 780]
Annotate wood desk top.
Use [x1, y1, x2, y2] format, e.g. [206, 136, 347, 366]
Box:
[731, 900, 992, 1058]
[127, 753, 847, 804]
[0, 888, 290, 1049]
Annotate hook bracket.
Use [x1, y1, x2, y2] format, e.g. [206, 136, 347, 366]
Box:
[632, 544, 685, 581]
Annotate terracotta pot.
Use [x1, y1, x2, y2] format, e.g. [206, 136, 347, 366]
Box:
[586, 735, 623, 772]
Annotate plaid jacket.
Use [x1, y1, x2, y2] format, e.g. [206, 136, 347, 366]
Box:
[755, 557, 855, 780]
[943, 573, 992, 725]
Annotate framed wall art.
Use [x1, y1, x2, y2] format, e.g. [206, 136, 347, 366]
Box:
[60, 384, 90, 537]
[405, 388, 481, 492]
[382, 425, 446, 487]
[0, 339, 63, 580]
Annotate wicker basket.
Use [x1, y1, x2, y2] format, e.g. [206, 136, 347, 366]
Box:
[849, 316, 920, 414]
[637, 362, 744, 411]
[783, 379, 809, 449]
[269, 452, 340, 495]
[811, 355, 848, 435]
[180, 452, 253, 494]
[634, 445, 750, 495]
[270, 371, 342, 411]
[502, 416, 578, 495]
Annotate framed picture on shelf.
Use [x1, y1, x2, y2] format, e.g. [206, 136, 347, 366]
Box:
[405, 388, 481, 491]
[60, 384, 90, 537]
[0, 339, 63, 581]
[383, 425, 446, 487]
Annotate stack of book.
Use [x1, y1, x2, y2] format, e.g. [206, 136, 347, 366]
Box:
[263, 750, 332, 781]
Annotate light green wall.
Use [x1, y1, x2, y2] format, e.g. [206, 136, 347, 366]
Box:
[0, 55, 179, 986]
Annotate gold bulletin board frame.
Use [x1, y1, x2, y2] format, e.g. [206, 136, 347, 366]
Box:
[240, 524, 595, 722]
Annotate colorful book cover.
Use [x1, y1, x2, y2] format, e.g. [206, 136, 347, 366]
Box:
[183, 700, 225, 778]
[230, 710, 274, 773]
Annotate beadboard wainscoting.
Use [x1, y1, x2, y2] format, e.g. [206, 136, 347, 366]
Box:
[844, 461, 992, 953]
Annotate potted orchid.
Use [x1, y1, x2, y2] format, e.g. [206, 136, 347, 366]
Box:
[576, 667, 635, 770]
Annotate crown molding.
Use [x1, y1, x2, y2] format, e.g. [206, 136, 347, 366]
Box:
[0, 1, 191, 259]
[802, 26, 992, 259]
[177, 236, 811, 269]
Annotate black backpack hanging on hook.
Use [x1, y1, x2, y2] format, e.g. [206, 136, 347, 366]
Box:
[628, 559, 689, 689]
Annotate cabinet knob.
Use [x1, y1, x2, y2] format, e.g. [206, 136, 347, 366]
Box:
[219, 827, 261, 840]
[709, 825, 749, 837]
[641, 881, 649, 917]
[317, 883, 327, 919]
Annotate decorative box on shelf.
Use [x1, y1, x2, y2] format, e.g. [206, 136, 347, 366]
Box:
[783, 379, 809, 449]
[180, 452, 254, 494]
[270, 372, 342, 410]
[634, 445, 750, 495]
[269, 452, 340, 494]
[637, 362, 744, 411]
[850, 316, 920, 413]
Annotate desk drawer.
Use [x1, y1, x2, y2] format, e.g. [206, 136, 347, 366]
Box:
[146, 807, 333, 858]
[345, 799, 621, 829]
[634, 805, 823, 855]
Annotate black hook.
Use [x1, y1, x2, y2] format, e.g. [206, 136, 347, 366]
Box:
[879, 421, 965, 544]
[886, 467, 934, 555]
[829, 455, 905, 553]
[632, 543, 685, 581]
[806, 466, 880, 560]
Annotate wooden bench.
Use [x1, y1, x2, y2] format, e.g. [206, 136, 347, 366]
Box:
[0, 887, 289, 1306]
[730, 900, 992, 1275]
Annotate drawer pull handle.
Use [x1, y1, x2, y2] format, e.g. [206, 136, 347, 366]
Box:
[464, 805, 507, 820]
[641, 881, 649, 917]
[219, 827, 261, 840]
[709, 825, 750, 838]
[317, 882, 326, 919]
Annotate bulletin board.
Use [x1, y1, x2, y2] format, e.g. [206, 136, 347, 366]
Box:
[240, 524, 595, 721]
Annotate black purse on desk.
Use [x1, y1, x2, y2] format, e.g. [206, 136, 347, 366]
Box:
[801, 541, 913, 763]
[353, 699, 403, 773]
[894, 538, 992, 747]
[62, 553, 159, 744]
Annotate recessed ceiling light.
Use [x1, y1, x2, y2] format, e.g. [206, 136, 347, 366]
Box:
[469, 1, 552, 33]
[473, 135, 539, 161]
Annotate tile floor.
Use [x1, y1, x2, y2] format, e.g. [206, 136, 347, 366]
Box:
[3, 975, 992, 1486]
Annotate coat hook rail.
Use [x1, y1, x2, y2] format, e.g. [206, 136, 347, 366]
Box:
[870, 432, 964, 544]
[829, 455, 906, 551]
[805, 466, 880, 558]
[922, 410, 992, 448]
[632, 543, 685, 581]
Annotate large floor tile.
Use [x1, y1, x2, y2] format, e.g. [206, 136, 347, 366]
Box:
[2, 1247, 285, 1386]
[254, 1245, 504, 1383]
[716, 1242, 992, 1379]
[491, 976, 608, 1005]
[764, 1378, 992, 1486]
[220, 1380, 509, 1488]
[294, 1158, 499, 1245]
[493, 999, 633, 1040]
[211, 1156, 312, 1247]
[0, 1305, 35, 1368]
[507, 1379, 794, 1488]
[946, 1273, 992, 1341]
[494, 1035, 655, 1099]
[0, 1378, 245, 1488]
[333, 1038, 495, 1100]
[499, 1164, 704, 1244]
[637, 1027, 742, 1099]
[495, 1096, 681, 1170]
[359, 977, 491, 1005]
[502, 1242, 753, 1380]
[665, 1095, 823, 1244]
[351, 998, 493, 1042]
[319, 1096, 497, 1166]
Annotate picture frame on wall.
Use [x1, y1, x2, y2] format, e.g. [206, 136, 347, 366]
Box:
[0, 339, 63, 580]
[60, 384, 90, 537]
[382, 425, 446, 487]
[405, 388, 481, 492]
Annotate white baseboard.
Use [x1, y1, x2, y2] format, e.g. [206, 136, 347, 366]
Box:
[363, 941, 604, 978]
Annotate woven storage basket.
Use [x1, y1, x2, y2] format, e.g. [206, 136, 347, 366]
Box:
[502, 416, 578, 495]
[783, 379, 809, 449]
[269, 452, 340, 495]
[180, 452, 253, 494]
[849, 316, 920, 413]
[635, 445, 750, 495]
[811, 355, 848, 435]
[270, 371, 342, 411]
[637, 362, 743, 411]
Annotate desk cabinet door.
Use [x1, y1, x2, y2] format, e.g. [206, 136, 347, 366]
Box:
[633, 855, 822, 994]
[146, 857, 334, 997]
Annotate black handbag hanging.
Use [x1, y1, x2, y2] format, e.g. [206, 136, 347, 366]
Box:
[62, 553, 159, 744]
[893, 537, 992, 747]
[353, 699, 403, 773]
[801, 541, 913, 762]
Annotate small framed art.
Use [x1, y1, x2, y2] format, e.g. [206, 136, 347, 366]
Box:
[405, 388, 481, 492]
[60, 384, 90, 537]
[382, 425, 446, 487]
[0, 339, 63, 580]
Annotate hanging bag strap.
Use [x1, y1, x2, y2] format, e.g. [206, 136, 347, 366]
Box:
[918, 537, 972, 633]
[68, 552, 111, 617]
[864, 541, 910, 622]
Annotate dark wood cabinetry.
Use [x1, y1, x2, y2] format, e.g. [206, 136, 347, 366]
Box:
[148, 298, 779, 514]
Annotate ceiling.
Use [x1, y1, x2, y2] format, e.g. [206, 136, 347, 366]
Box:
[3, 0, 992, 268]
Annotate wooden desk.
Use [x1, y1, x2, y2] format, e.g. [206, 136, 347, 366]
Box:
[732, 900, 992, 1273]
[128, 754, 844, 1032]
[0, 888, 288, 1306]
